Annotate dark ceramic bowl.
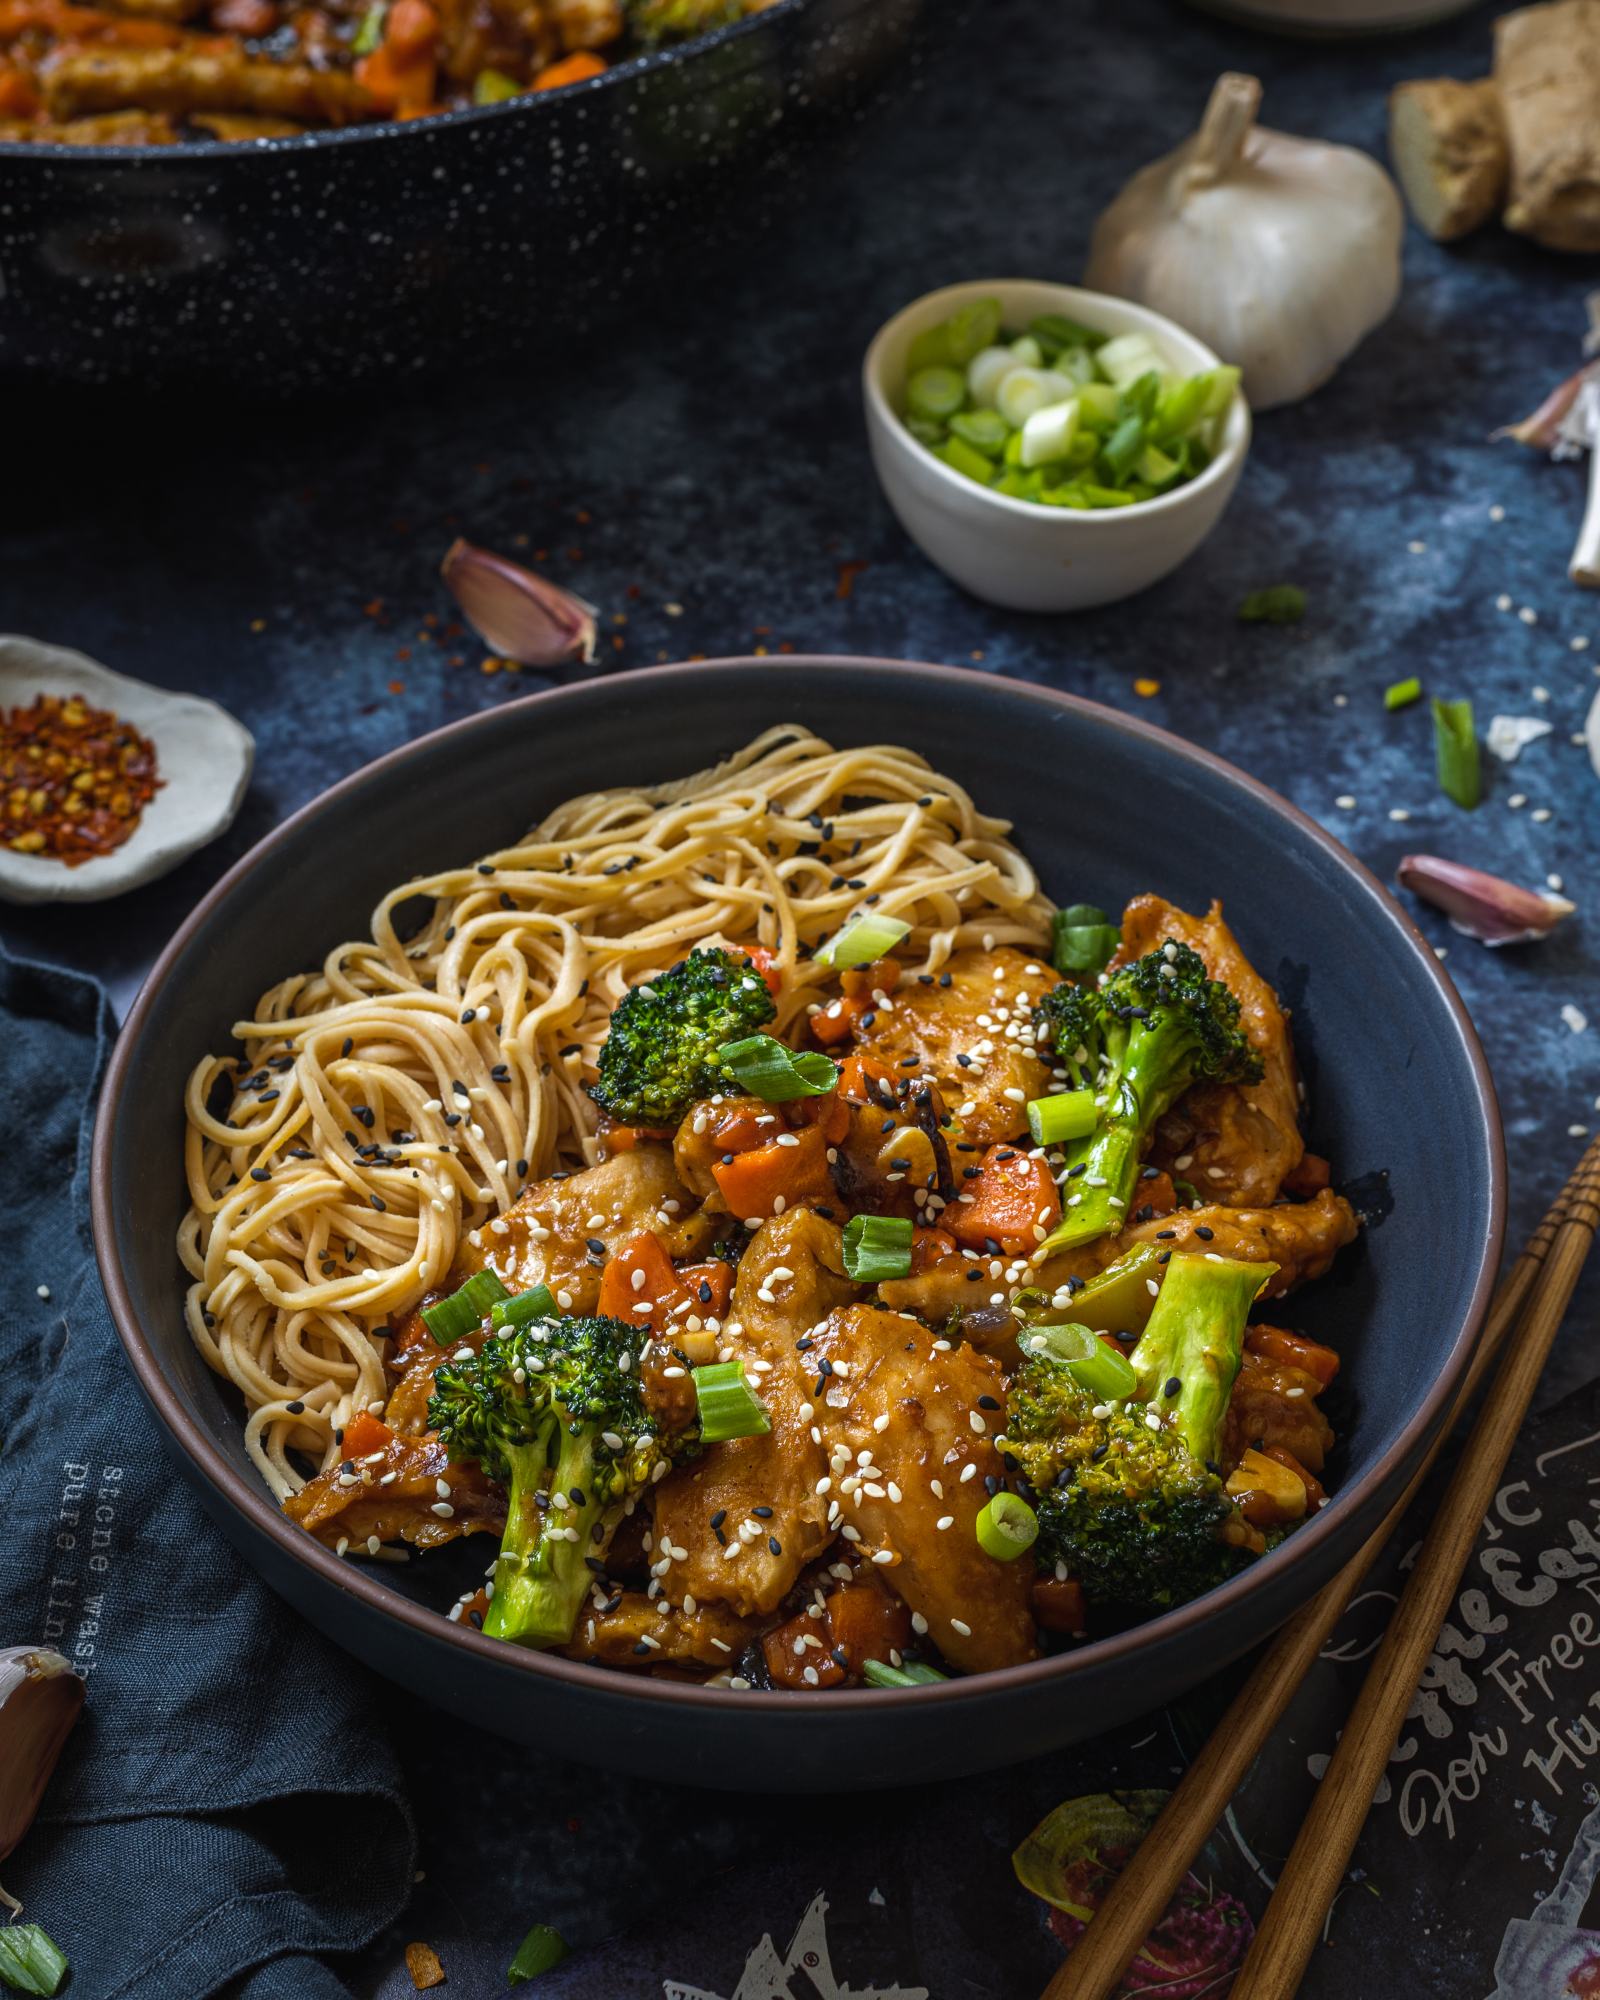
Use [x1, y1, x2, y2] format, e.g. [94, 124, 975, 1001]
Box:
[0, 0, 927, 390]
[92, 658, 1505, 1791]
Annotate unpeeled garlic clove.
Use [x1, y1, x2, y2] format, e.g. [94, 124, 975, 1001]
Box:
[440, 538, 598, 670]
[1397, 853, 1575, 946]
[0, 1648, 84, 1905]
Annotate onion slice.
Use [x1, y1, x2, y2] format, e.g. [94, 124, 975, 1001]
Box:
[1397, 853, 1574, 946]
[440, 538, 598, 669]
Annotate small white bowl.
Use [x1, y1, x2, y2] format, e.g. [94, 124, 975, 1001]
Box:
[0, 635, 254, 904]
[863, 278, 1252, 613]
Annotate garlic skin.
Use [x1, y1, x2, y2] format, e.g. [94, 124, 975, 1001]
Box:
[1397, 853, 1574, 946]
[1085, 73, 1404, 411]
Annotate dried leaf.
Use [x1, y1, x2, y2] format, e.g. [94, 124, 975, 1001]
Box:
[404, 1940, 446, 1990]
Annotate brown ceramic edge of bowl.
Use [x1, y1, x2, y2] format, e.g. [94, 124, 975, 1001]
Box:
[90, 655, 1508, 1717]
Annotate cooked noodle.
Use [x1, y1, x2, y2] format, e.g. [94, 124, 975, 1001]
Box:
[179, 725, 1054, 1501]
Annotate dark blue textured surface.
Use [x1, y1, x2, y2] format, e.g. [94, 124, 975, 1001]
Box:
[6, 0, 1600, 1985]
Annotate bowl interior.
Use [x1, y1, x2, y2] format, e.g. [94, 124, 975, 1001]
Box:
[97, 660, 1500, 1702]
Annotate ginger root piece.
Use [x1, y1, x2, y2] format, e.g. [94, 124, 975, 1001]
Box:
[1388, 76, 1508, 240]
[1496, 0, 1600, 252]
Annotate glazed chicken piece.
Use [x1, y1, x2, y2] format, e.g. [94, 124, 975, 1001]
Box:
[284, 1413, 504, 1551]
[651, 1210, 857, 1618]
[806, 1304, 1037, 1674]
[672, 1094, 778, 1199]
[460, 1143, 692, 1312]
[564, 1590, 754, 1671]
[848, 948, 1059, 1148]
[1037, 1187, 1358, 1302]
[1223, 1325, 1338, 1475]
[1114, 895, 1304, 1209]
[42, 46, 377, 123]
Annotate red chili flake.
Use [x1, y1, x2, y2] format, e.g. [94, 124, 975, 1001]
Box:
[836, 561, 868, 600]
[395, 647, 412, 663]
[364, 598, 385, 619]
[388, 680, 406, 695]
[0, 692, 162, 866]
[625, 583, 641, 600]
[778, 641, 796, 653]
[611, 635, 625, 652]
[575, 509, 592, 525]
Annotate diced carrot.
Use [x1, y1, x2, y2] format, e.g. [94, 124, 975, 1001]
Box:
[597, 1231, 684, 1334]
[340, 1410, 394, 1460]
[675, 1260, 733, 1319]
[1131, 1169, 1177, 1218]
[810, 958, 900, 1045]
[708, 1105, 775, 1155]
[0, 65, 37, 114]
[385, 0, 436, 56]
[835, 1048, 900, 1107]
[825, 1582, 911, 1670]
[1032, 1576, 1087, 1634]
[787, 1086, 850, 1145]
[910, 1224, 960, 1272]
[761, 1608, 843, 1688]
[1245, 1324, 1339, 1389]
[745, 943, 784, 1001]
[944, 1143, 1061, 1257]
[531, 48, 604, 89]
[1282, 1151, 1332, 1199]
[597, 1118, 675, 1152]
[355, 0, 437, 111]
[711, 1120, 834, 1221]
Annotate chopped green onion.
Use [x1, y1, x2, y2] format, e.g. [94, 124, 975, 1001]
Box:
[976, 1491, 1039, 1562]
[907, 365, 966, 423]
[473, 66, 521, 103]
[693, 1361, 771, 1444]
[907, 296, 1002, 375]
[507, 1923, 569, 1985]
[422, 1267, 510, 1345]
[490, 1283, 557, 1330]
[0, 1928, 68, 1998]
[351, 0, 385, 51]
[936, 435, 996, 485]
[1029, 311, 1106, 354]
[1432, 697, 1481, 808]
[717, 1034, 836, 1101]
[1020, 1320, 1138, 1401]
[1385, 676, 1423, 711]
[1049, 902, 1120, 978]
[861, 1658, 949, 1687]
[1026, 1091, 1099, 1147]
[841, 1213, 914, 1282]
[1238, 585, 1307, 625]
[948, 408, 1010, 457]
[813, 911, 912, 969]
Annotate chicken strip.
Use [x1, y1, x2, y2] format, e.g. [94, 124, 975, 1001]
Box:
[807, 1304, 1036, 1674]
[0, 108, 177, 140]
[461, 1143, 692, 1311]
[1114, 896, 1304, 1208]
[651, 1210, 856, 1618]
[284, 1416, 503, 1552]
[1038, 1188, 1358, 1302]
[564, 1591, 754, 1671]
[848, 947, 1059, 1148]
[43, 45, 375, 124]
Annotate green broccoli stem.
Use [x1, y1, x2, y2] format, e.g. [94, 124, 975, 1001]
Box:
[484, 1423, 604, 1649]
[1042, 1121, 1143, 1252]
[1127, 1253, 1277, 1463]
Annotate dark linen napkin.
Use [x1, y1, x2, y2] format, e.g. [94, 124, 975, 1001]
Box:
[0, 944, 416, 2000]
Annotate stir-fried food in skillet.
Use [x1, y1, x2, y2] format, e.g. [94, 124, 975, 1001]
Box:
[181, 729, 1357, 1689]
[0, 0, 771, 145]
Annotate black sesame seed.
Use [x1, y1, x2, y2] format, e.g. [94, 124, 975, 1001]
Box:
[250, 1167, 271, 1182]
[371, 1196, 386, 1212]
[752, 1505, 773, 1518]
[286, 1399, 305, 1414]
[1195, 1225, 1215, 1241]
[1155, 1229, 1177, 1240]
[468, 1610, 484, 1629]
[341, 1037, 354, 1057]
[586, 1237, 607, 1256]
[1164, 1376, 1181, 1398]
[978, 1394, 1000, 1410]
[353, 1105, 375, 1128]
[768, 1536, 782, 1556]
[709, 1509, 726, 1529]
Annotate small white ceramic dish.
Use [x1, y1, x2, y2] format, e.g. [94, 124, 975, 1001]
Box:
[862, 278, 1252, 613]
[0, 635, 254, 904]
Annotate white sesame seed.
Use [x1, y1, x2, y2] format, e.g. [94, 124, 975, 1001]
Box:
[1334, 795, 1356, 811]
[936, 1515, 954, 1531]
[871, 1549, 895, 1566]
[950, 1618, 972, 1637]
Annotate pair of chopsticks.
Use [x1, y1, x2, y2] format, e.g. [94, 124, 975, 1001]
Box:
[1043, 1135, 1600, 2000]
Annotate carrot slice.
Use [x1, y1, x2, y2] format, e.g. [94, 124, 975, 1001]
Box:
[1244, 1324, 1339, 1389]
[944, 1143, 1060, 1257]
[809, 958, 900, 1046]
[711, 1120, 834, 1221]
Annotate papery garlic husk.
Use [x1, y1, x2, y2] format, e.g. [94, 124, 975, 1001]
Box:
[1397, 853, 1575, 945]
[0, 1647, 84, 1912]
[440, 538, 598, 669]
[1085, 73, 1403, 411]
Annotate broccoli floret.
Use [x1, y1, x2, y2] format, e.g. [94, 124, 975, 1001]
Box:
[429, 1313, 700, 1648]
[1034, 942, 1261, 1252]
[1007, 1253, 1273, 1610]
[589, 946, 775, 1127]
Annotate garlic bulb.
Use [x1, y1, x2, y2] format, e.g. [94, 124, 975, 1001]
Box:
[1085, 73, 1403, 411]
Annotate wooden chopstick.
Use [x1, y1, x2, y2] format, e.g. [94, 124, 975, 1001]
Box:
[1042, 1156, 1587, 2000]
[1230, 1135, 1600, 1996]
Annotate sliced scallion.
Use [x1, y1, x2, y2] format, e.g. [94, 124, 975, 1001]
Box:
[693, 1362, 771, 1444]
[1432, 696, 1481, 808]
[490, 1283, 558, 1331]
[0, 1927, 68, 1998]
[976, 1492, 1039, 1562]
[813, 911, 912, 969]
[861, 1658, 949, 1688]
[717, 1034, 836, 1101]
[1026, 1091, 1099, 1147]
[1049, 902, 1119, 978]
[472, 66, 521, 103]
[351, 0, 385, 52]
[422, 1267, 510, 1345]
[507, 1923, 569, 1985]
[1238, 584, 1307, 625]
[1384, 676, 1422, 711]
[841, 1213, 913, 1283]
[1021, 1320, 1138, 1401]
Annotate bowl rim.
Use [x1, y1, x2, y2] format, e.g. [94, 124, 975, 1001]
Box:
[0, 0, 816, 161]
[91, 655, 1505, 1719]
[862, 277, 1253, 529]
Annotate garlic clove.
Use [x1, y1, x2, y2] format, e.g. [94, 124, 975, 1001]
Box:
[1397, 853, 1575, 946]
[0, 1647, 84, 1911]
[439, 539, 599, 670]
